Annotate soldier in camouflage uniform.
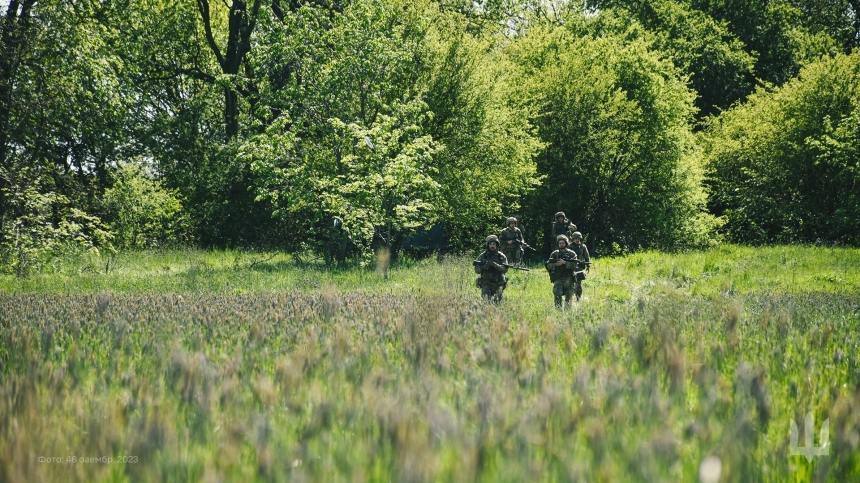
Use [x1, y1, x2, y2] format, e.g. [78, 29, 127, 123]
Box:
[324, 217, 351, 265]
[499, 217, 524, 265]
[568, 231, 590, 300]
[475, 235, 509, 303]
[545, 234, 583, 308]
[552, 212, 577, 240]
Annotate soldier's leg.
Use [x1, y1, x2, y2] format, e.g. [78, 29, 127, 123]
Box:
[563, 280, 575, 307]
[553, 281, 564, 308]
[493, 284, 504, 303]
[574, 280, 583, 300]
[336, 236, 349, 262]
[481, 284, 494, 301]
[515, 248, 523, 265]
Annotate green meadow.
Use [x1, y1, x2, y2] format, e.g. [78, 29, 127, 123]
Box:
[1, 245, 859, 482]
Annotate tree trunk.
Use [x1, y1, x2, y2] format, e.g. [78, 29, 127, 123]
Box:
[225, 87, 240, 140]
[197, 0, 260, 141]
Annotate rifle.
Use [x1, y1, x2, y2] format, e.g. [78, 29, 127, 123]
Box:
[510, 239, 536, 252]
[547, 254, 591, 267]
[473, 260, 530, 271]
[545, 254, 587, 282]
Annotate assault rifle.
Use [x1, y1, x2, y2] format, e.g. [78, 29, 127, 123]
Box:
[473, 260, 530, 271]
[547, 254, 591, 268]
[545, 254, 588, 282]
[509, 239, 536, 252]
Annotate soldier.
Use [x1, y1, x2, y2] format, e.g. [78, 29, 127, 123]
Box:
[552, 212, 577, 239]
[325, 217, 351, 265]
[568, 231, 590, 300]
[514, 216, 527, 242]
[499, 217, 524, 265]
[545, 234, 582, 308]
[474, 235, 509, 303]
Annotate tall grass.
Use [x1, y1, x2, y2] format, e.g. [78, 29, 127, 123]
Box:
[1, 245, 859, 481]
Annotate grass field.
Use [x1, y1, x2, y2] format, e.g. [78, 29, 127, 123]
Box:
[1, 245, 859, 482]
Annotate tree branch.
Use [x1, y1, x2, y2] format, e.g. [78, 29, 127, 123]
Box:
[196, 0, 225, 69]
[271, 0, 285, 22]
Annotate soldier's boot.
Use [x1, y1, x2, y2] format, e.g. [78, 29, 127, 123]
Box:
[554, 295, 563, 308]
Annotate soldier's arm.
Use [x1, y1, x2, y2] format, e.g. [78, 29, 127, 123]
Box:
[496, 254, 509, 272]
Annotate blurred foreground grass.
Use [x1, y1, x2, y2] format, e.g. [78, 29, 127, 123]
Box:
[1, 245, 859, 481]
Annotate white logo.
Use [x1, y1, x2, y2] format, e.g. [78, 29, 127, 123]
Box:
[789, 412, 829, 462]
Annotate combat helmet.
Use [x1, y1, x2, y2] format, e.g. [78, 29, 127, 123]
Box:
[556, 234, 569, 246]
[506, 216, 518, 225]
[485, 235, 501, 249]
[571, 231, 583, 240]
[554, 211, 566, 220]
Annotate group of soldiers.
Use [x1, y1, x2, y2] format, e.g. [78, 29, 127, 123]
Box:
[474, 212, 590, 307]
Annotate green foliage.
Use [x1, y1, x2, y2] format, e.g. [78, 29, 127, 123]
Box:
[591, 0, 756, 119]
[249, 99, 442, 257]
[0, 168, 111, 277]
[246, 0, 437, 257]
[690, 0, 837, 86]
[102, 164, 190, 249]
[4, 0, 860, 261]
[509, 22, 718, 253]
[420, 8, 543, 250]
[703, 52, 860, 244]
[788, 0, 860, 51]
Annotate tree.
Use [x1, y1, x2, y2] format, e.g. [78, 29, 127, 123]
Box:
[102, 163, 189, 248]
[788, 0, 860, 52]
[703, 52, 860, 244]
[246, 0, 435, 257]
[418, 4, 542, 249]
[246, 0, 542, 256]
[509, 21, 715, 253]
[1, 0, 137, 250]
[587, 0, 756, 119]
[196, 0, 262, 140]
[690, 0, 837, 86]
[248, 99, 442, 257]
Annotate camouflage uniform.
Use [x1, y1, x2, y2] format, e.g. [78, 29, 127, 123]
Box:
[325, 217, 351, 265]
[499, 217, 524, 264]
[545, 235, 582, 307]
[568, 231, 590, 300]
[475, 235, 509, 303]
[551, 212, 577, 240]
[514, 217, 527, 243]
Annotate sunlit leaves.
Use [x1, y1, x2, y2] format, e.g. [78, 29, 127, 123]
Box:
[509, 22, 713, 252]
[703, 52, 860, 244]
[249, 98, 441, 256]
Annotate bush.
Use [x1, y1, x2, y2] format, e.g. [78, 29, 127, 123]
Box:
[704, 52, 860, 244]
[103, 164, 191, 249]
[0, 169, 112, 277]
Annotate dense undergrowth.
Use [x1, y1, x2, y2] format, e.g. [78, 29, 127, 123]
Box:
[1, 245, 859, 482]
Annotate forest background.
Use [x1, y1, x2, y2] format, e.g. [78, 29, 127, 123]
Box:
[1, 0, 860, 272]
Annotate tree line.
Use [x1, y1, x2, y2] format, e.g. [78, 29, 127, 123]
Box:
[1, 0, 858, 272]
